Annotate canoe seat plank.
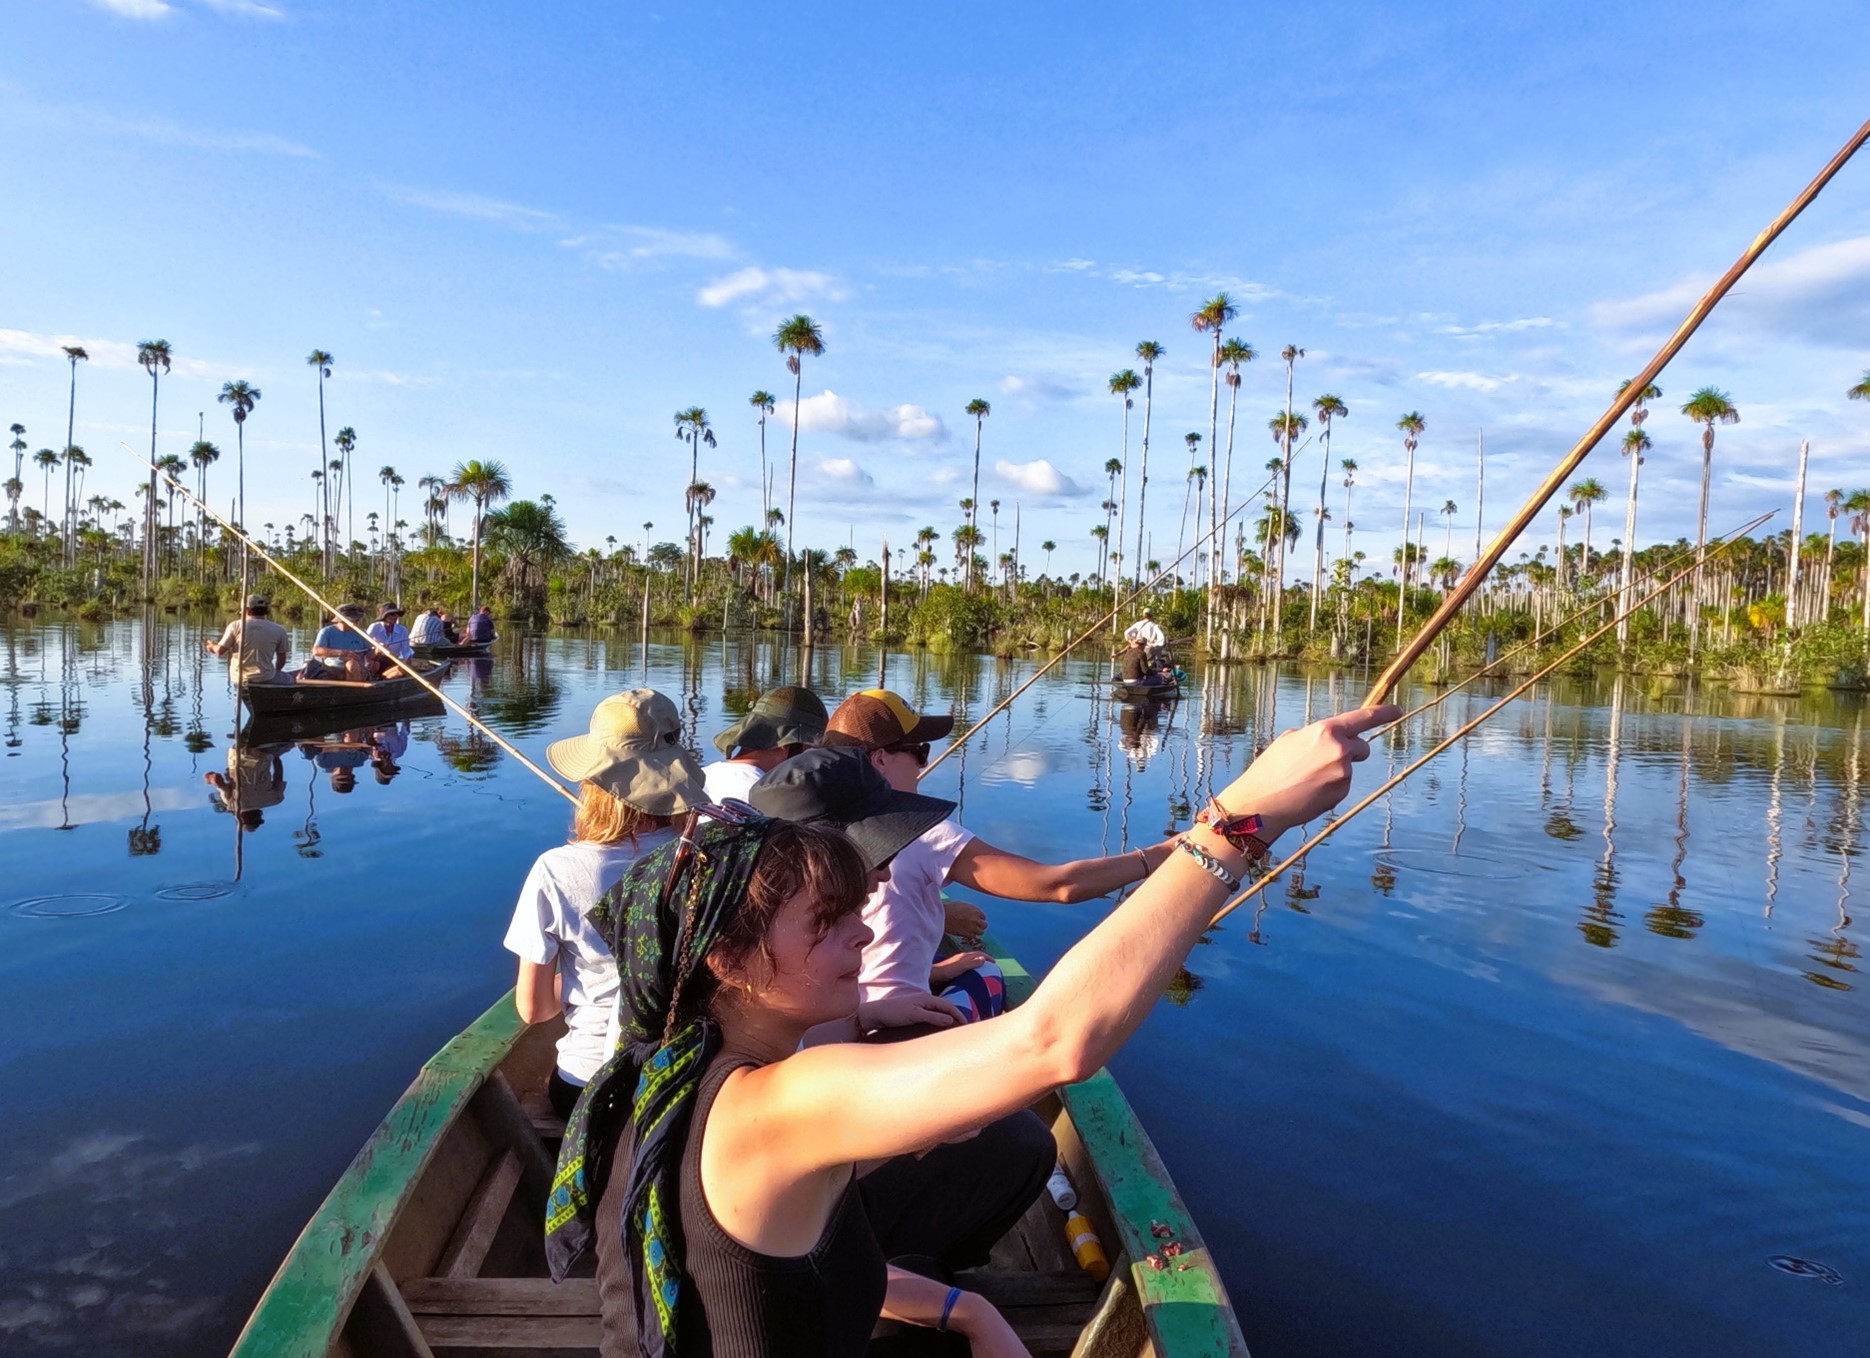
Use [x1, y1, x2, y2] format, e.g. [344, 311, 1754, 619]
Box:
[956, 1268, 1100, 1306]
[406, 1280, 605, 1358]
[415, 1312, 599, 1357]
[436, 1151, 524, 1279]
[348, 1263, 437, 1358]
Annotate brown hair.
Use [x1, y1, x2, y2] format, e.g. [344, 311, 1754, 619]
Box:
[572, 781, 673, 846]
[693, 821, 870, 1019]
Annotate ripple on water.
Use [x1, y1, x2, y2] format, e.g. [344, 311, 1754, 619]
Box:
[152, 882, 237, 902]
[8, 893, 130, 919]
[1768, 1256, 1843, 1285]
[1375, 847, 1536, 880]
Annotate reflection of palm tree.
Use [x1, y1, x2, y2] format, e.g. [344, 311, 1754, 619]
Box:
[1583, 674, 1626, 947]
[1648, 718, 1705, 939]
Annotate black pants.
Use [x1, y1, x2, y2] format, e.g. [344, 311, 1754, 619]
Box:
[547, 1069, 584, 1121]
[592, 1110, 1054, 1357]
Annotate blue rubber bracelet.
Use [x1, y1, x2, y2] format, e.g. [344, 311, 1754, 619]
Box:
[938, 1285, 962, 1332]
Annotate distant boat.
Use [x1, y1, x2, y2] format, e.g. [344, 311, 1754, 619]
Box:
[412, 640, 493, 659]
[228, 942, 1247, 1358]
[241, 660, 452, 718]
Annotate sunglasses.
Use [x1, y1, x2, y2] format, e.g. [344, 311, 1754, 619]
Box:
[884, 740, 931, 768]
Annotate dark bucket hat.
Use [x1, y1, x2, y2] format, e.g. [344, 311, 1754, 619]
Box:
[711, 685, 829, 756]
[749, 746, 955, 870]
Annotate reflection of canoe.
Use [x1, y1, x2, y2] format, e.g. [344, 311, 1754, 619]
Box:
[231, 942, 1246, 1357]
[241, 691, 446, 744]
[412, 642, 492, 659]
[240, 660, 451, 717]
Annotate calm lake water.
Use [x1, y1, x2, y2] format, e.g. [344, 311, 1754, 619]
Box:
[2, 616, 1866, 1357]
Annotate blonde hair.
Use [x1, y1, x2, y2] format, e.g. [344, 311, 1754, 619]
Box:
[572, 780, 671, 846]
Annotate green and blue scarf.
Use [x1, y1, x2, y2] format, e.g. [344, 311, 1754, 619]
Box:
[545, 807, 776, 1358]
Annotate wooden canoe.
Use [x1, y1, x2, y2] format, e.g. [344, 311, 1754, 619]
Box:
[412, 642, 493, 659]
[241, 660, 452, 717]
[229, 947, 1248, 1357]
[1113, 678, 1181, 703]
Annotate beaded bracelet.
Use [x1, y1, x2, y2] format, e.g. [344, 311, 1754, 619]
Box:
[1176, 837, 1241, 891]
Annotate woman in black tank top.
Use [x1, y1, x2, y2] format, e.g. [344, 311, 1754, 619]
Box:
[549, 716, 1387, 1356]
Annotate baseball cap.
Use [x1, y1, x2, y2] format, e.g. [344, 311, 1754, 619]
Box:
[245, 594, 270, 611]
[545, 689, 705, 816]
[749, 747, 955, 870]
[821, 689, 955, 752]
[712, 685, 828, 755]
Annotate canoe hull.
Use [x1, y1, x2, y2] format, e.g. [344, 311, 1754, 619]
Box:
[241, 661, 451, 717]
[412, 642, 492, 659]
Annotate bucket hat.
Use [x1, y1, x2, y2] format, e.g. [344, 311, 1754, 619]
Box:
[711, 685, 829, 755]
[546, 689, 704, 816]
[821, 689, 955, 752]
[750, 747, 955, 870]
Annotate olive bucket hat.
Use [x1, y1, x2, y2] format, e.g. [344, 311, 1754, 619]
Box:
[711, 685, 829, 756]
[546, 689, 704, 816]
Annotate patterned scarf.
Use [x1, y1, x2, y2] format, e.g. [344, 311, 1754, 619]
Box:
[544, 806, 775, 1358]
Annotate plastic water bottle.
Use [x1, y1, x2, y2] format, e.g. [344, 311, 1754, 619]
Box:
[1065, 1211, 1109, 1281]
[1045, 1165, 1077, 1212]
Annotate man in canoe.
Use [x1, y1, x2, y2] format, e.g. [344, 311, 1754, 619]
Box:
[305, 603, 375, 681]
[464, 605, 497, 645]
[820, 690, 1184, 1035]
[407, 604, 449, 649]
[366, 603, 414, 664]
[1118, 634, 1154, 684]
[1122, 607, 1166, 666]
[205, 595, 290, 687]
[701, 684, 828, 803]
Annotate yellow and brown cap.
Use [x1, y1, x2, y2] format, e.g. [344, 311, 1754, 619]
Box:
[821, 689, 955, 752]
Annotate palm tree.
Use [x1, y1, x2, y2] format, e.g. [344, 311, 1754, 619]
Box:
[1133, 342, 1163, 595]
[330, 426, 357, 566]
[674, 407, 716, 600]
[447, 459, 512, 610]
[1681, 386, 1739, 649]
[1824, 488, 1845, 618]
[749, 390, 777, 521]
[1041, 539, 1056, 578]
[34, 447, 60, 528]
[1275, 345, 1305, 623]
[686, 480, 717, 583]
[1309, 394, 1348, 628]
[1556, 506, 1572, 592]
[1109, 369, 1142, 594]
[1341, 459, 1359, 570]
[1568, 478, 1607, 587]
[1192, 295, 1238, 601]
[1440, 500, 1459, 560]
[1849, 370, 1870, 403]
[1395, 412, 1426, 636]
[485, 499, 572, 613]
[7, 423, 24, 531]
[379, 465, 400, 586]
[1217, 338, 1255, 591]
[1850, 489, 1870, 634]
[217, 379, 261, 591]
[61, 345, 88, 564]
[1615, 381, 1660, 643]
[189, 440, 219, 574]
[1176, 432, 1202, 583]
[308, 350, 334, 571]
[773, 314, 825, 593]
[964, 398, 992, 589]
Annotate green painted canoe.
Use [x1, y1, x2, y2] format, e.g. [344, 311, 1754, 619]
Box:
[231, 945, 1248, 1357]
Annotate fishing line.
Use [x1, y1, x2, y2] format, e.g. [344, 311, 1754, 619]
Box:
[1210, 520, 1766, 937]
[126, 444, 581, 808]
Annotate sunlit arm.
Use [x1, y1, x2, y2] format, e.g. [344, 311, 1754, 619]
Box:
[514, 959, 562, 1024]
[949, 836, 1175, 903]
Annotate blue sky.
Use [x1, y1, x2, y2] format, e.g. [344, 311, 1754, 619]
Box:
[3, 0, 1868, 582]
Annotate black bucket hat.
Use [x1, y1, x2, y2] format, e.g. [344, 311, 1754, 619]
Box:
[712, 685, 829, 756]
[749, 746, 955, 870]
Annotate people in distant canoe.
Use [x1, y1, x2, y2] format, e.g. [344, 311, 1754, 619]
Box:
[1122, 608, 1166, 664]
[820, 689, 1181, 1038]
[439, 609, 462, 644]
[1119, 635, 1153, 684]
[547, 706, 1392, 1357]
[206, 595, 290, 686]
[407, 605, 449, 649]
[367, 603, 414, 662]
[204, 741, 289, 828]
[463, 605, 497, 645]
[702, 684, 828, 803]
[305, 604, 375, 681]
[505, 689, 704, 1120]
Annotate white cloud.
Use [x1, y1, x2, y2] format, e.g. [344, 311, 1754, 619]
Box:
[1590, 235, 1870, 348]
[1432, 316, 1558, 339]
[696, 266, 846, 308]
[89, 0, 285, 17]
[779, 391, 947, 443]
[1417, 370, 1518, 393]
[998, 375, 1074, 401]
[0, 330, 216, 377]
[384, 185, 554, 229]
[195, 0, 285, 16]
[816, 457, 874, 487]
[578, 227, 737, 270]
[994, 459, 1083, 497]
[90, 0, 173, 15]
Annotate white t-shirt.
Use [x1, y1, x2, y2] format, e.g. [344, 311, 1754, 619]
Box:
[1123, 618, 1166, 648]
[858, 819, 977, 1003]
[503, 828, 676, 1083]
[701, 760, 765, 804]
[366, 620, 414, 660]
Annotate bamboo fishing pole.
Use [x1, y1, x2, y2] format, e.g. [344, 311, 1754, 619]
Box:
[1366, 115, 1870, 708]
[1373, 511, 1773, 740]
[1210, 520, 1763, 933]
[920, 467, 1276, 780]
[128, 445, 581, 808]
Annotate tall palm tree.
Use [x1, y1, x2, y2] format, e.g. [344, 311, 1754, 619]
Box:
[188, 440, 219, 575]
[448, 459, 512, 611]
[34, 448, 60, 528]
[131, 341, 172, 589]
[1556, 506, 1572, 592]
[1441, 499, 1459, 560]
[61, 345, 88, 564]
[379, 465, 400, 587]
[1850, 489, 1870, 634]
[1176, 432, 1202, 584]
[1681, 386, 1739, 650]
[674, 407, 716, 600]
[1192, 294, 1238, 602]
[1824, 488, 1845, 619]
[217, 379, 261, 591]
[1109, 368, 1141, 595]
[749, 390, 777, 521]
[773, 314, 825, 593]
[1395, 412, 1426, 636]
[1133, 342, 1163, 593]
[1309, 394, 1348, 628]
[1265, 414, 1306, 632]
[965, 398, 991, 590]
[1217, 338, 1255, 590]
[1849, 370, 1870, 403]
[1614, 381, 1660, 643]
[1341, 458, 1358, 570]
[7, 423, 24, 531]
[307, 350, 334, 572]
[1275, 346, 1305, 619]
[686, 480, 718, 584]
[332, 426, 359, 558]
[1569, 478, 1607, 586]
